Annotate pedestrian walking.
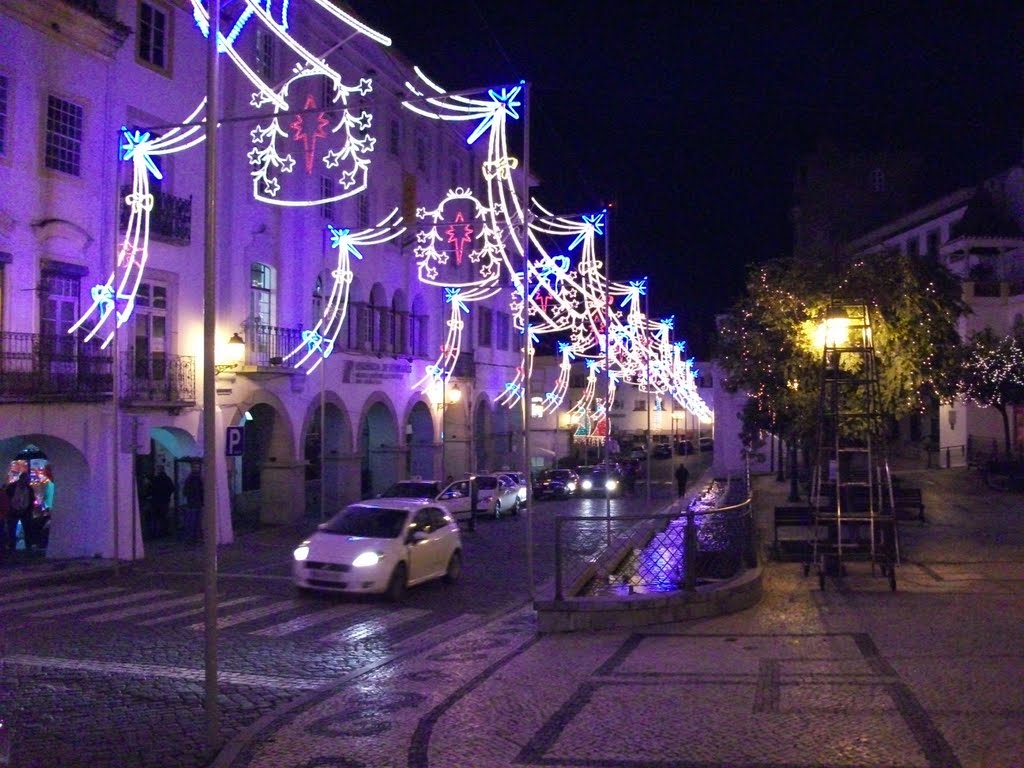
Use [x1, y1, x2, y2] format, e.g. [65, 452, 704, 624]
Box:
[35, 465, 55, 550]
[6, 471, 35, 551]
[182, 463, 203, 543]
[674, 462, 690, 498]
[147, 465, 176, 537]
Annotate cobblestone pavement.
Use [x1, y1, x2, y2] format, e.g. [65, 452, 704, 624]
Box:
[216, 467, 1024, 768]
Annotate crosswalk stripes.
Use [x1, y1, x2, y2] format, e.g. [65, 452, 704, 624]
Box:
[316, 608, 428, 644]
[85, 593, 205, 623]
[0, 586, 125, 614]
[137, 595, 262, 626]
[184, 598, 302, 631]
[31, 589, 174, 619]
[251, 603, 367, 637]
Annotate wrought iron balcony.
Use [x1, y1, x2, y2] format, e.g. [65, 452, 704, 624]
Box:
[119, 185, 193, 246]
[120, 352, 196, 407]
[0, 331, 112, 402]
[245, 322, 305, 368]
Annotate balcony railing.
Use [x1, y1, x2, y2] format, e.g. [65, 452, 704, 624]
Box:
[120, 352, 196, 406]
[245, 322, 305, 368]
[119, 185, 193, 245]
[0, 332, 113, 402]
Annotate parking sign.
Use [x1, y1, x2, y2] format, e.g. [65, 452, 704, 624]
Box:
[225, 426, 245, 456]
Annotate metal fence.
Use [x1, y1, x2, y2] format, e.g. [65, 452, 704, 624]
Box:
[553, 479, 756, 601]
[120, 352, 196, 405]
[0, 331, 113, 402]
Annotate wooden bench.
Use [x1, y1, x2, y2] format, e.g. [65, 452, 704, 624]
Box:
[891, 487, 925, 522]
[772, 505, 819, 561]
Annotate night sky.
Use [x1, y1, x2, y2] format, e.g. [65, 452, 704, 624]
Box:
[351, 1, 1021, 357]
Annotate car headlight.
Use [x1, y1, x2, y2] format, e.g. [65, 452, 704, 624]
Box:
[606, 479, 619, 491]
[293, 543, 310, 561]
[352, 551, 383, 568]
[518, 488, 527, 501]
[582, 479, 593, 490]
[566, 482, 577, 491]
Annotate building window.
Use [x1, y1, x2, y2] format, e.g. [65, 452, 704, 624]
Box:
[870, 167, 885, 193]
[44, 95, 84, 176]
[496, 311, 510, 350]
[415, 131, 428, 174]
[311, 274, 324, 325]
[255, 27, 275, 79]
[39, 271, 82, 373]
[389, 117, 401, 156]
[138, 1, 170, 72]
[0, 75, 8, 157]
[478, 306, 493, 347]
[132, 281, 168, 380]
[250, 262, 274, 327]
[320, 176, 335, 220]
[357, 194, 370, 228]
[633, 399, 646, 412]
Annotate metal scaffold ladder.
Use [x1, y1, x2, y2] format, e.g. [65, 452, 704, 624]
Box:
[808, 300, 899, 590]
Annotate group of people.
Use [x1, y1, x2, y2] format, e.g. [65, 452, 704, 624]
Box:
[142, 463, 203, 543]
[1, 466, 55, 554]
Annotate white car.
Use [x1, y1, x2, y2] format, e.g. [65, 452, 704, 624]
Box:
[377, 476, 520, 520]
[293, 499, 462, 600]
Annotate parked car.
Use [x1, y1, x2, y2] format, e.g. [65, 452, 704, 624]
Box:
[491, 471, 529, 505]
[293, 499, 462, 600]
[476, 473, 522, 517]
[532, 468, 580, 500]
[576, 464, 624, 497]
[675, 439, 694, 455]
[652, 443, 673, 459]
[376, 477, 508, 522]
[699, 437, 714, 452]
[627, 446, 647, 461]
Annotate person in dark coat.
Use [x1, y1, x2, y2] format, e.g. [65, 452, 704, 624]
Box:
[182, 464, 203, 543]
[674, 462, 690, 498]
[6, 472, 35, 551]
[148, 466, 176, 537]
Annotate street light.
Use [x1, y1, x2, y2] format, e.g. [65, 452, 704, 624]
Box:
[214, 332, 245, 375]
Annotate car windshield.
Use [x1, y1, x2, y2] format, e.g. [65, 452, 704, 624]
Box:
[322, 505, 408, 538]
[380, 481, 440, 498]
[476, 476, 498, 490]
[539, 470, 568, 482]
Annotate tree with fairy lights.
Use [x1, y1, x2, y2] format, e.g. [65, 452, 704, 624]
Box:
[957, 322, 1024, 457]
[718, 248, 966, 461]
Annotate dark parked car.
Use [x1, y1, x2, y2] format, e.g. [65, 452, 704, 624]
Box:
[699, 437, 714, 452]
[576, 465, 624, 497]
[675, 439, 694, 455]
[652, 443, 672, 459]
[532, 469, 580, 500]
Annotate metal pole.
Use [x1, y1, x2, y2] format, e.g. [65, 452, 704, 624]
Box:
[202, 0, 221, 749]
[520, 81, 533, 601]
[112, 146, 121, 571]
[645, 286, 651, 503]
[320, 281, 326, 521]
[604, 207, 611, 547]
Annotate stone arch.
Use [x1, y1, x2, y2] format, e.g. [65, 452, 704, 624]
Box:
[232, 392, 299, 524]
[300, 392, 354, 517]
[473, 394, 494, 472]
[402, 395, 435, 480]
[358, 391, 400, 497]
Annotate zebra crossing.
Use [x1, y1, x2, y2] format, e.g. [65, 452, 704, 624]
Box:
[1, 581, 455, 644]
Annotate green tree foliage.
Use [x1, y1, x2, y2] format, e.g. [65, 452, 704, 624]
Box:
[957, 323, 1024, 456]
[718, 249, 966, 448]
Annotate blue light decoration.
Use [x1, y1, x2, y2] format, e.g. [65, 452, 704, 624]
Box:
[466, 83, 524, 146]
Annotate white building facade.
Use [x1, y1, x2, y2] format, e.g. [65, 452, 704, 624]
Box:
[0, 0, 530, 559]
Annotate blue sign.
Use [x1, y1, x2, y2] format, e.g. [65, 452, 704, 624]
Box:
[225, 426, 245, 457]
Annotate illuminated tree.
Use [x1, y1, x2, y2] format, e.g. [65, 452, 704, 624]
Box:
[957, 323, 1024, 457]
[718, 248, 966, 451]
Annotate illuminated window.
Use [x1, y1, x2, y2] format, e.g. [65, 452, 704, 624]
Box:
[255, 27, 275, 79]
[311, 274, 324, 326]
[138, 1, 170, 72]
[44, 95, 83, 176]
[0, 75, 7, 157]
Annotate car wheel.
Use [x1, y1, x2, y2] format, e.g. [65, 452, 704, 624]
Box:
[511, 500, 520, 517]
[386, 562, 408, 602]
[493, 499, 502, 518]
[443, 551, 462, 584]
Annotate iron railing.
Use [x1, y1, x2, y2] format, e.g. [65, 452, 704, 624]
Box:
[0, 331, 113, 402]
[119, 185, 193, 245]
[244, 322, 305, 367]
[120, 352, 196, 405]
[553, 477, 756, 601]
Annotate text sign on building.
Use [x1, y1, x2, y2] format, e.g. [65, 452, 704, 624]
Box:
[225, 426, 245, 457]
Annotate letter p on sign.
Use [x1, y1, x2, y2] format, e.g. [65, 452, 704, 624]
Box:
[226, 426, 245, 456]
